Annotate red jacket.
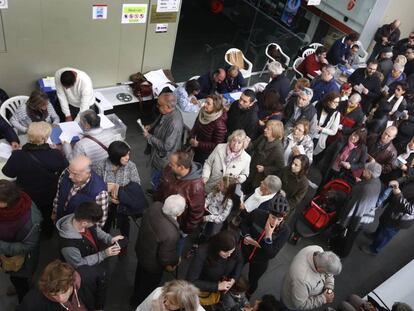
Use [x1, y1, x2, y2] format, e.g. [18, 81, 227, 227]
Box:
[154, 164, 205, 234]
[297, 53, 322, 78]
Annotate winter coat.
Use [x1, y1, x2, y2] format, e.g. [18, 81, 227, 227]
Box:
[281, 245, 335, 310]
[0, 115, 20, 144]
[227, 102, 259, 140]
[154, 163, 205, 234]
[348, 68, 382, 111]
[327, 37, 350, 65]
[135, 202, 180, 273]
[197, 72, 217, 99]
[284, 102, 318, 138]
[283, 134, 314, 165]
[148, 109, 184, 171]
[217, 66, 246, 93]
[203, 143, 251, 193]
[263, 74, 290, 103]
[366, 134, 398, 174]
[337, 101, 364, 136]
[374, 23, 400, 47]
[278, 166, 309, 211]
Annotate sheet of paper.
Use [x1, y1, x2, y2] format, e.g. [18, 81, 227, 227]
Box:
[382, 85, 390, 93]
[397, 155, 407, 165]
[0, 142, 12, 159]
[94, 91, 113, 111]
[229, 91, 242, 101]
[42, 77, 56, 89]
[0, 0, 8, 9]
[59, 131, 74, 144]
[157, 0, 180, 12]
[314, 70, 322, 76]
[99, 114, 115, 129]
[121, 4, 148, 24]
[144, 69, 172, 96]
[297, 144, 305, 155]
[307, 0, 321, 5]
[59, 121, 83, 137]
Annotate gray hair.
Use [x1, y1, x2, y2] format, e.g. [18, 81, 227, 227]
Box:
[298, 87, 314, 101]
[268, 61, 285, 76]
[162, 194, 186, 217]
[349, 93, 361, 103]
[160, 93, 177, 109]
[392, 302, 413, 311]
[314, 251, 342, 275]
[227, 129, 247, 143]
[324, 64, 336, 76]
[393, 63, 405, 72]
[365, 162, 382, 179]
[161, 280, 200, 311]
[264, 175, 282, 194]
[79, 109, 100, 129]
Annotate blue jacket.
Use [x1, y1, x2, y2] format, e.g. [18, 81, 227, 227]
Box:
[311, 77, 340, 102]
[327, 37, 350, 65]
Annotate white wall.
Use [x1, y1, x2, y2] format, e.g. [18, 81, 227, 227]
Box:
[382, 0, 414, 38]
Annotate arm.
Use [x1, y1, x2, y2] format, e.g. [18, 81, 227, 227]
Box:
[55, 73, 71, 117]
[61, 246, 107, 268]
[290, 279, 326, 310]
[288, 182, 309, 210]
[237, 154, 251, 183]
[0, 116, 19, 144]
[148, 121, 182, 153]
[158, 237, 180, 268]
[380, 148, 397, 174]
[9, 113, 28, 134]
[204, 199, 233, 223]
[95, 191, 109, 227]
[47, 103, 61, 125]
[95, 226, 114, 245]
[197, 120, 227, 152]
[181, 183, 205, 234]
[0, 222, 41, 256]
[202, 149, 215, 182]
[331, 42, 346, 65]
[128, 162, 141, 184]
[350, 146, 368, 171]
[308, 115, 318, 138]
[79, 80, 95, 113]
[2, 153, 18, 178]
[259, 225, 290, 259]
[263, 144, 285, 175]
[186, 248, 219, 292]
[237, 72, 247, 88]
[324, 273, 335, 290]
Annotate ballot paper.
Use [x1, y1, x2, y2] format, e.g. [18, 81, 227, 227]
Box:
[59, 121, 83, 136]
[136, 118, 145, 131]
[94, 91, 113, 111]
[99, 114, 115, 129]
[397, 155, 407, 165]
[354, 83, 364, 93]
[230, 91, 242, 101]
[59, 131, 74, 144]
[382, 85, 390, 94]
[144, 69, 172, 96]
[0, 142, 12, 159]
[297, 144, 305, 155]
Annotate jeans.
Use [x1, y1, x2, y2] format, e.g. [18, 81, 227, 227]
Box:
[376, 187, 392, 208]
[247, 260, 269, 296]
[151, 169, 162, 190]
[370, 223, 400, 253]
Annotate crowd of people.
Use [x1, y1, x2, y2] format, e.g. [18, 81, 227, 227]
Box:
[0, 19, 413, 311]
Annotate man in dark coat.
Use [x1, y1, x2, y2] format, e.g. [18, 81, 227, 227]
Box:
[0, 115, 20, 149]
[337, 93, 365, 137]
[369, 20, 401, 62]
[217, 65, 246, 94]
[348, 61, 382, 113]
[366, 126, 398, 175]
[196, 68, 226, 99]
[393, 32, 414, 60]
[227, 89, 260, 140]
[263, 61, 290, 103]
[130, 195, 185, 307]
[327, 33, 359, 65]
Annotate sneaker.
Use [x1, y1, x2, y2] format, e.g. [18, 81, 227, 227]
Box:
[359, 245, 377, 256]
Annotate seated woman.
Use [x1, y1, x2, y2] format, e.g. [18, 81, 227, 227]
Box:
[173, 79, 201, 112]
[203, 130, 251, 194]
[313, 92, 341, 158]
[95, 141, 143, 239]
[319, 128, 368, 184]
[2, 122, 68, 237]
[186, 231, 243, 307]
[0, 180, 42, 303]
[189, 94, 227, 164]
[10, 90, 59, 134]
[283, 119, 314, 165]
[136, 280, 203, 311]
[244, 120, 285, 195]
[278, 154, 310, 213]
[217, 65, 246, 94]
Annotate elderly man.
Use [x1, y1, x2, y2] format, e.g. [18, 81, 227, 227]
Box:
[196, 68, 226, 99]
[52, 155, 108, 227]
[297, 46, 328, 78]
[284, 87, 317, 137]
[311, 65, 340, 102]
[217, 65, 246, 94]
[281, 245, 342, 310]
[131, 194, 186, 307]
[366, 126, 398, 176]
[55, 67, 95, 121]
[369, 20, 401, 62]
[227, 89, 259, 140]
[143, 89, 184, 190]
[263, 61, 290, 102]
[348, 61, 382, 113]
[63, 109, 121, 164]
[154, 151, 205, 235]
[327, 33, 359, 65]
[337, 93, 364, 137]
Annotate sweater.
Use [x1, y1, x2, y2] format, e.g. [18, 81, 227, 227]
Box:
[10, 103, 60, 134]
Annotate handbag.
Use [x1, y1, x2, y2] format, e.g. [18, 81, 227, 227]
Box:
[0, 254, 25, 272]
[130, 72, 154, 100]
[198, 291, 221, 306]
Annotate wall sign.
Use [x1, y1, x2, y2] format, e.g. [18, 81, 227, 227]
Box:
[121, 4, 148, 24]
[157, 0, 180, 13]
[150, 5, 177, 23]
[0, 0, 8, 9]
[155, 23, 168, 33]
[92, 5, 108, 20]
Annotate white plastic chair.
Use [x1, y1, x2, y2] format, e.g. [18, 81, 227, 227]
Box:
[224, 48, 253, 79]
[0, 96, 29, 126]
[309, 43, 323, 50]
[188, 75, 200, 81]
[302, 48, 316, 58]
[259, 43, 291, 77]
[355, 40, 368, 62]
[291, 57, 304, 84]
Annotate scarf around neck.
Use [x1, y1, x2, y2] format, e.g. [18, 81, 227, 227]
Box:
[198, 108, 223, 125]
[225, 144, 243, 165]
[0, 192, 32, 241]
[244, 187, 275, 213]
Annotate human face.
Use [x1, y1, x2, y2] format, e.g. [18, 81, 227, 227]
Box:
[291, 158, 302, 175]
[169, 154, 183, 176]
[408, 138, 414, 150]
[380, 128, 396, 145]
[263, 124, 274, 140]
[50, 286, 73, 304]
[229, 137, 244, 153]
[157, 95, 173, 115]
[238, 94, 253, 110]
[68, 166, 90, 185]
[405, 49, 414, 61]
[348, 96, 359, 108]
[321, 68, 332, 82]
[219, 248, 235, 259]
[120, 151, 130, 166]
[203, 98, 215, 114]
[259, 180, 269, 194]
[214, 70, 226, 83]
[328, 97, 340, 109]
[366, 64, 377, 76]
[318, 52, 327, 62]
[293, 123, 305, 139]
[351, 47, 359, 55]
[297, 94, 310, 108]
[163, 294, 181, 311]
[39, 101, 48, 111]
[267, 214, 284, 228]
[394, 85, 406, 98]
[349, 132, 360, 145]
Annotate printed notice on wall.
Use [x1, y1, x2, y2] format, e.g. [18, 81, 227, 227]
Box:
[156, 0, 180, 12]
[307, 0, 321, 5]
[92, 5, 108, 20]
[155, 23, 168, 33]
[0, 0, 8, 9]
[122, 4, 148, 24]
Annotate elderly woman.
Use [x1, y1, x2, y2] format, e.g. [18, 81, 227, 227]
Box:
[95, 141, 143, 239]
[189, 94, 227, 164]
[10, 90, 59, 134]
[0, 180, 42, 303]
[283, 119, 314, 165]
[262, 61, 290, 103]
[2, 122, 68, 237]
[278, 154, 310, 213]
[174, 79, 201, 112]
[186, 231, 243, 306]
[244, 120, 284, 195]
[203, 130, 251, 193]
[137, 280, 203, 311]
[313, 92, 341, 157]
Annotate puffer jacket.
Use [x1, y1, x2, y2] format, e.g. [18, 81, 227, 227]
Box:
[154, 163, 205, 234]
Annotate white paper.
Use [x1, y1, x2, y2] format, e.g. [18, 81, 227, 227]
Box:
[144, 69, 172, 96]
[59, 131, 74, 144]
[157, 0, 180, 12]
[0, 142, 12, 159]
[121, 4, 148, 24]
[98, 114, 115, 129]
[0, 0, 8, 9]
[43, 77, 56, 89]
[94, 91, 113, 111]
[397, 155, 408, 165]
[136, 118, 145, 131]
[297, 144, 306, 155]
[382, 85, 390, 93]
[314, 70, 322, 76]
[307, 0, 321, 5]
[230, 91, 242, 101]
[155, 23, 168, 33]
[59, 121, 83, 138]
[92, 5, 108, 20]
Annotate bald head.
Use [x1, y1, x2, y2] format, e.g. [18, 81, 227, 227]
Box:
[380, 126, 398, 145]
[213, 68, 226, 83]
[392, 20, 401, 30]
[68, 155, 92, 185]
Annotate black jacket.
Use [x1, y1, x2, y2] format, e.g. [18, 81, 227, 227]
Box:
[227, 102, 259, 140]
[338, 101, 364, 136]
[374, 23, 400, 47]
[348, 68, 382, 108]
[0, 115, 19, 144]
[197, 72, 217, 99]
[263, 74, 290, 103]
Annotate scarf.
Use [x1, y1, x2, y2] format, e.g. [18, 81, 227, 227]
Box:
[26, 106, 49, 122]
[0, 192, 32, 240]
[388, 94, 404, 114]
[244, 187, 275, 213]
[332, 140, 356, 172]
[317, 103, 337, 128]
[198, 108, 223, 125]
[399, 144, 414, 161]
[225, 144, 243, 166]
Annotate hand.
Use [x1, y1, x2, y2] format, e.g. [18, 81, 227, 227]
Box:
[367, 155, 375, 163]
[110, 197, 120, 204]
[264, 218, 276, 238]
[165, 264, 177, 272]
[243, 236, 261, 248]
[239, 202, 246, 210]
[256, 165, 264, 173]
[320, 57, 328, 64]
[144, 125, 151, 131]
[323, 289, 334, 303]
[362, 87, 369, 95]
[218, 281, 233, 292]
[202, 177, 208, 184]
[355, 177, 362, 182]
[65, 116, 73, 122]
[401, 164, 408, 171]
[107, 182, 119, 199]
[259, 120, 265, 126]
[143, 128, 150, 139]
[10, 142, 20, 150]
[105, 244, 121, 257]
[111, 235, 124, 244]
[189, 138, 199, 147]
[317, 125, 323, 132]
[190, 97, 199, 105]
[341, 161, 351, 170]
[338, 124, 343, 130]
[291, 146, 300, 156]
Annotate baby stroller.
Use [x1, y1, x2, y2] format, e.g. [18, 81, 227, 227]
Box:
[290, 179, 352, 244]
